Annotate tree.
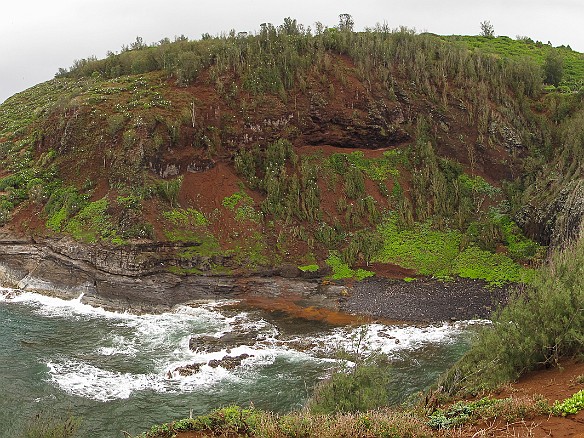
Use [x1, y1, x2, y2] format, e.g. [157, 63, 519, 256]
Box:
[130, 36, 145, 50]
[543, 51, 564, 86]
[480, 21, 494, 38]
[338, 14, 354, 32]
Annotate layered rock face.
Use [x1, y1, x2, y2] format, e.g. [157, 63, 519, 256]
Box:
[0, 235, 338, 313]
[517, 179, 584, 249]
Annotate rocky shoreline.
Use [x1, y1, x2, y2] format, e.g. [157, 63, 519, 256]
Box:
[0, 234, 510, 323]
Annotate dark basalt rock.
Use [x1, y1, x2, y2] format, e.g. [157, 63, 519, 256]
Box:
[207, 353, 253, 370]
[171, 363, 203, 377]
[189, 332, 260, 353]
[516, 180, 584, 249]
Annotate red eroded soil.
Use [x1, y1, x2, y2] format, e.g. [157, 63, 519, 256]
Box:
[357, 262, 417, 279]
[178, 161, 263, 248]
[464, 361, 584, 437]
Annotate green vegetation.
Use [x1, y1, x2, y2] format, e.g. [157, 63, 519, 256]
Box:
[135, 405, 433, 438]
[6, 17, 577, 438]
[377, 215, 533, 285]
[21, 413, 80, 438]
[327, 150, 405, 183]
[427, 396, 549, 429]
[157, 177, 183, 207]
[552, 389, 584, 416]
[0, 16, 579, 277]
[298, 264, 319, 272]
[443, 34, 584, 90]
[162, 208, 208, 227]
[222, 191, 263, 222]
[306, 325, 393, 415]
[325, 252, 374, 281]
[439, 236, 584, 396]
[64, 198, 119, 243]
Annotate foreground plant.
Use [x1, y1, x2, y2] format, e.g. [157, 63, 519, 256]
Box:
[552, 389, 584, 416]
[22, 413, 80, 438]
[134, 406, 433, 438]
[438, 234, 584, 396]
[427, 396, 550, 429]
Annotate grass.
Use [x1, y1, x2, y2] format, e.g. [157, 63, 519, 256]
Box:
[136, 393, 553, 437]
[133, 405, 433, 438]
[325, 252, 374, 281]
[438, 235, 584, 396]
[327, 150, 407, 182]
[162, 208, 208, 227]
[376, 215, 534, 285]
[443, 35, 584, 89]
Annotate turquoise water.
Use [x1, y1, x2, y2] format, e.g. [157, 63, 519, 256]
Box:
[0, 289, 477, 437]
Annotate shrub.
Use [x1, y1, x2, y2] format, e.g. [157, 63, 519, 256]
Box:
[439, 235, 584, 396]
[22, 413, 80, 438]
[325, 252, 374, 281]
[552, 390, 584, 416]
[157, 176, 183, 207]
[308, 358, 392, 414]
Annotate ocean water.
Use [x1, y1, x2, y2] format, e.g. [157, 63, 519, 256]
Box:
[0, 288, 481, 437]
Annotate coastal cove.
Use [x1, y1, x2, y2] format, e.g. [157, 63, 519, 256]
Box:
[0, 236, 505, 436]
[0, 288, 485, 437]
[0, 235, 508, 321]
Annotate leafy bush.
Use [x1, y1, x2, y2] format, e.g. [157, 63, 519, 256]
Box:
[22, 413, 80, 438]
[308, 358, 392, 414]
[428, 396, 550, 429]
[428, 398, 501, 429]
[552, 390, 584, 416]
[439, 235, 584, 395]
[325, 252, 374, 281]
[157, 176, 183, 207]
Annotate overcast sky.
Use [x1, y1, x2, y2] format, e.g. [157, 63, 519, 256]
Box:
[1, 0, 583, 104]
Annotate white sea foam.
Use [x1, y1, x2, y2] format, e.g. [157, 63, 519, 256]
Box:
[96, 334, 139, 357]
[301, 320, 483, 357]
[5, 288, 488, 401]
[46, 360, 165, 401]
[46, 358, 241, 401]
[5, 291, 135, 320]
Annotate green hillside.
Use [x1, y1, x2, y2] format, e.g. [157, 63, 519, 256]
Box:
[1, 20, 583, 284]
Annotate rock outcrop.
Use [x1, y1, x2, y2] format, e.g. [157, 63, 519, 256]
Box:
[0, 234, 339, 313]
[517, 179, 584, 249]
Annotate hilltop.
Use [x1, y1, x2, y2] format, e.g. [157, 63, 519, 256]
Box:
[0, 19, 583, 284]
[2, 18, 584, 438]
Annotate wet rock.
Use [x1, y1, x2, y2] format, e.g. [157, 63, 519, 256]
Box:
[208, 354, 253, 370]
[278, 264, 301, 278]
[189, 331, 260, 353]
[170, 363, 203, 377]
